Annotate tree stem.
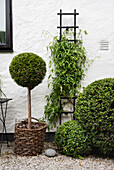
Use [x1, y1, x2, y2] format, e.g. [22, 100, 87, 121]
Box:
[28, 87, 31, 129]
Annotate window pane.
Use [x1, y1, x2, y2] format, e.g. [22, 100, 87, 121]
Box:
[0, 0, 6, 45]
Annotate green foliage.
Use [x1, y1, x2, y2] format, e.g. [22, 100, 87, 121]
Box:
[0, 31, 5, 44]
[9, 52, 46, 89]
[55, 120, 92, 158]
[74, 78, 114, 157]
[44, 29, 90, 128]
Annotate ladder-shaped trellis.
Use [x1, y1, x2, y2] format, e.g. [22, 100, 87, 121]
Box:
[57, 9, 79, 125]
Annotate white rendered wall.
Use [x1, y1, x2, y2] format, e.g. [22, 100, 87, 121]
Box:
[0, 0, 114, 132]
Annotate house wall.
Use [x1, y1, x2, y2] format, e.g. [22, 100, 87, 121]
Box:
[0, 0, 114, 132]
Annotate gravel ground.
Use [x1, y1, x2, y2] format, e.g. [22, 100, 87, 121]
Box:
[0, 142, 114, 170]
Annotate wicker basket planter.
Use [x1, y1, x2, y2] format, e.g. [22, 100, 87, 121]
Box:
[14, 117, 47, 156]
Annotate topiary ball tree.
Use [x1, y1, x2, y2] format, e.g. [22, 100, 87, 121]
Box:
[55, 120, 92, 158]
[74, 78, 114, 157]
[9, 52, 46, 129]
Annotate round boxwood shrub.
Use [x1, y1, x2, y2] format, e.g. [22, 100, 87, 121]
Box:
[9, 52, 46, 89]
[55, 120, 92, 158]
[74, 78, 114, 157]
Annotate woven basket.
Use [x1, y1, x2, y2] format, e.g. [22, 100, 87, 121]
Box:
[14, 117, 47, 156]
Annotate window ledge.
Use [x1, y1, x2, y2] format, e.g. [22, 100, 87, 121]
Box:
[0, 49, 13, 53]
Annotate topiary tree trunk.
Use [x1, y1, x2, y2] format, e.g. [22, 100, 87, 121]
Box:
[28, 87, 31, 129]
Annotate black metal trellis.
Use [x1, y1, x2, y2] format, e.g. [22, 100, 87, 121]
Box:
[57, 9, 79, 43]
[57, 9, 79, 125]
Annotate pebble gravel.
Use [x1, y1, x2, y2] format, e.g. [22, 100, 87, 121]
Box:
[0, 142, 114, 170]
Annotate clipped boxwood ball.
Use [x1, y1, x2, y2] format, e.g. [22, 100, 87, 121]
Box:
[74, 78, 114, 157]
[9, 53, 46, 89]
[55, 120, 92, 158]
